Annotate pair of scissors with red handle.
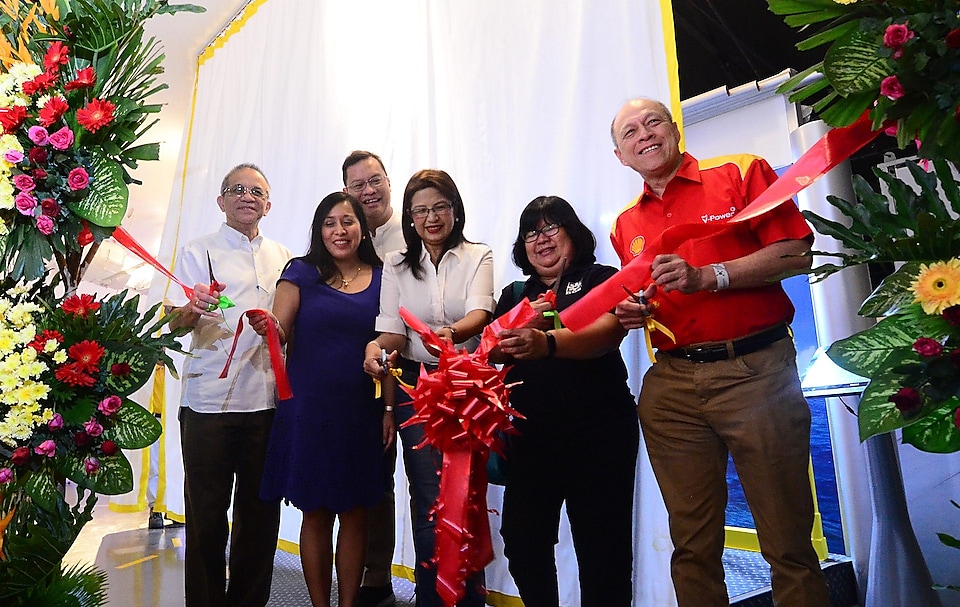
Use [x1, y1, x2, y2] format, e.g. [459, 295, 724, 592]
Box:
[206, 251, 235, 312]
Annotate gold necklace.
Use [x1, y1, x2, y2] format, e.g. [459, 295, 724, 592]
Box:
[337, 266, 363, 290]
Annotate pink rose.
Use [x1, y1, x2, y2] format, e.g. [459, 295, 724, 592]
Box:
[883, 23, 915, 50]
[889, 386, 921, 412]
[40, 198, 59, 217]
[67, 166, 89, 190]
[27, 125, 49, 146]
[48, 413, 64, 430]
[35, 439, 57, 457]
[98, 394, 122, 416]
[36, 214, 54, 235]
[883, 123, 898, 137]
[83, 418, 104, 437]
[84, 457, 100, 475]
[12, 173, 35, 192]
[15, 191, 37, 215]
[0, 467, 13, 484]
[880, 75, 905, 100]
[47, 126, 74, 151]
[913, 337, 943, 357]
[4, 149, 23, 163]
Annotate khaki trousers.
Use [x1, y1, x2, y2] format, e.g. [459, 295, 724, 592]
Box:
[639, 338, 830, 607]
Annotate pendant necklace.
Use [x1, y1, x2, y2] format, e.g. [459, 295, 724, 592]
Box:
[338, 266, 363, 290]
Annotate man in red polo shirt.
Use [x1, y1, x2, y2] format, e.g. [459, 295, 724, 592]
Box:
[610, 97, 830, 607]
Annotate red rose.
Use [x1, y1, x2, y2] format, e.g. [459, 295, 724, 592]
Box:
[28, 147, 48, 165]
[883, 23, 915, 50]
[880, 75, 905, 100]
[111, 362, 132, 376]
[913, 337, 943, 358]
[889, 387, 921, 412]
[11, 446, 31, 466]
[947, 28, 960, 49]
[955, 407, 960, 430]
[73, 431, 92, 447]
[101, 440, 119, 456]
[78, 221, 94, 246]
[41, 198, 59, 217]
[33, 168, 48, 181]
[942, 306, 960, 326]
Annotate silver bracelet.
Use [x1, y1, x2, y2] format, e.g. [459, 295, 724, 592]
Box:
[711, 263, 730, 291]
[384, 405, 394, 412]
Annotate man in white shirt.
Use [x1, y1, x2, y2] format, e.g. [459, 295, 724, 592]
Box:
[171, 163, 292, 607]
[342, 150, 404, 607]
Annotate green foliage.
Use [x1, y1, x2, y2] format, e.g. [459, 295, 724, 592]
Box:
[767, 0, 960, 163]
[802, 159, 960, 282]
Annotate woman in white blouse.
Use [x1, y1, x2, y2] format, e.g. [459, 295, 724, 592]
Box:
[364, 169, 494, 607]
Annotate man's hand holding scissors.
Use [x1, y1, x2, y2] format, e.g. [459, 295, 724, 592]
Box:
[615, 283, 658, 331]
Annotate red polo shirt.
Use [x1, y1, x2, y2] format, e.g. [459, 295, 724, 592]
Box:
[610, 153, 812, 348]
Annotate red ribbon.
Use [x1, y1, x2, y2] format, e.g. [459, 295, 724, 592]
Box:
[398, 300, 537, 605]
[218, 309, 293, 401]
[112, 226, 197, 300]
[560, 112, 882, 331]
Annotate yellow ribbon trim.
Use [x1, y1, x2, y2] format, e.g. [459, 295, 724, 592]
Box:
[373, 367, 408, 399]
[643, 316, 677, 363]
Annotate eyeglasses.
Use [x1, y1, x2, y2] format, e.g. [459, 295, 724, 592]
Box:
[222, 184, 268, 200]
[523, 223, 561, 242]
[346, 175, 385, 194]
[410, 201, 454, 219]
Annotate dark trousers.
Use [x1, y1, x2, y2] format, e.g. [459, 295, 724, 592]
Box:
[180, 407, 280, 607]
[500, 416, 639, 607]
[363, 440, 397, 587]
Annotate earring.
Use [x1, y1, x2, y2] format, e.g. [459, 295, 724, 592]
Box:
[455, 218, 459, 223]
[410, 222, 414, 227]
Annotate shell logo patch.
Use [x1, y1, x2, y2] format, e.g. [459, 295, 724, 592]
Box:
[629, 235, 645, 257]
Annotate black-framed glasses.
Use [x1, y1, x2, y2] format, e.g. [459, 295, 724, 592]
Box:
[523, 223, 561, 242]
[222, 184, 268, 200]
[410, 201, 454, 219]
[346, 175, 385, 194]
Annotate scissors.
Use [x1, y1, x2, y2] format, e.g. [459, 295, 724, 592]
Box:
[621, 284, 650, 310]
[205, 251, 235, 312]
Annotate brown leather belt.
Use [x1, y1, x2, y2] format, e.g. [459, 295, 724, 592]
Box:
[662, 324, 790, 363]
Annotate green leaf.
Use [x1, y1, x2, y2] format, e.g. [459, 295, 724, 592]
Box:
[856, 359, 918, 441]
[122, 142, 160, 161]
[65, 151, 129, 227]
[827, 315, 919, 377]
[938, 532, 960, 550]
[101, 344, 159, 396]
[63, 451, 134, 495]
[22, 468, 61, 514]
[859, 262, 922, 317]
[901, 398, 960, 453]
[103, 400, 161, 449]
[823, 27, 890, 94]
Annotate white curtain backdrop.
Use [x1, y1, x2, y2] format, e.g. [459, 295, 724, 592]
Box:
[146, 1, 678, 604]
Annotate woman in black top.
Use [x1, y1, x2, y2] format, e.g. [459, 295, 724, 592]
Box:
[491, 195, 640, 607]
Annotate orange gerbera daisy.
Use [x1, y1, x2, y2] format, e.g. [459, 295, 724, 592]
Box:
[912, 258, 960, 315]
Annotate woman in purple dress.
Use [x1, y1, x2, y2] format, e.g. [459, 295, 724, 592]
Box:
[251, 192, 393, 607]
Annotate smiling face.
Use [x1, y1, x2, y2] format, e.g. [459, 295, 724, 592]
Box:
[409, 187, 454, 254]
[612, 99, 683, 182]
[320, 200, 363, 263]
[524, 219, 575, 283]
[344, 157, 392, 230]
[217, 167, 271, 238]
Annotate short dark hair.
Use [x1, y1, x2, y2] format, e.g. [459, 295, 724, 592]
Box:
[399, 169, 468, 280]
[220, 163, 269, 195]
[511, 195, 596, 276]
[341, 150, 388, 185]
[300, 192, 382, 281]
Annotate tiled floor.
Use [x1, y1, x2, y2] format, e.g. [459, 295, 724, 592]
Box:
[64, 486, 856, 606]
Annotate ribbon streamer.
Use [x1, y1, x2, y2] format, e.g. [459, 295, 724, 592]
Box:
[397, 300, 537, 605]
[112, 226, 196, 300]
[560, 111, 882, 332]
[643, 315, 677, 362]
[218, 309, 293, 401]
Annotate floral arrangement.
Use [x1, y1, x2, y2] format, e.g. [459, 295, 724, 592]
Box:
[0, 0, 203, 289]
[0, 282, 189, 604]
[800, 158, 960, 452]
[767, 0, 960, 163]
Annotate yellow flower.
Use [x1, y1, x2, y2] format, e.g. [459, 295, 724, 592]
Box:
[53, 350, 67, 364]
[912, 259, 960, 314]
[833, 0, 859, 4]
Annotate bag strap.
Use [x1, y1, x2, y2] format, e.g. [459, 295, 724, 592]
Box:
[511, 280, 525, 304]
